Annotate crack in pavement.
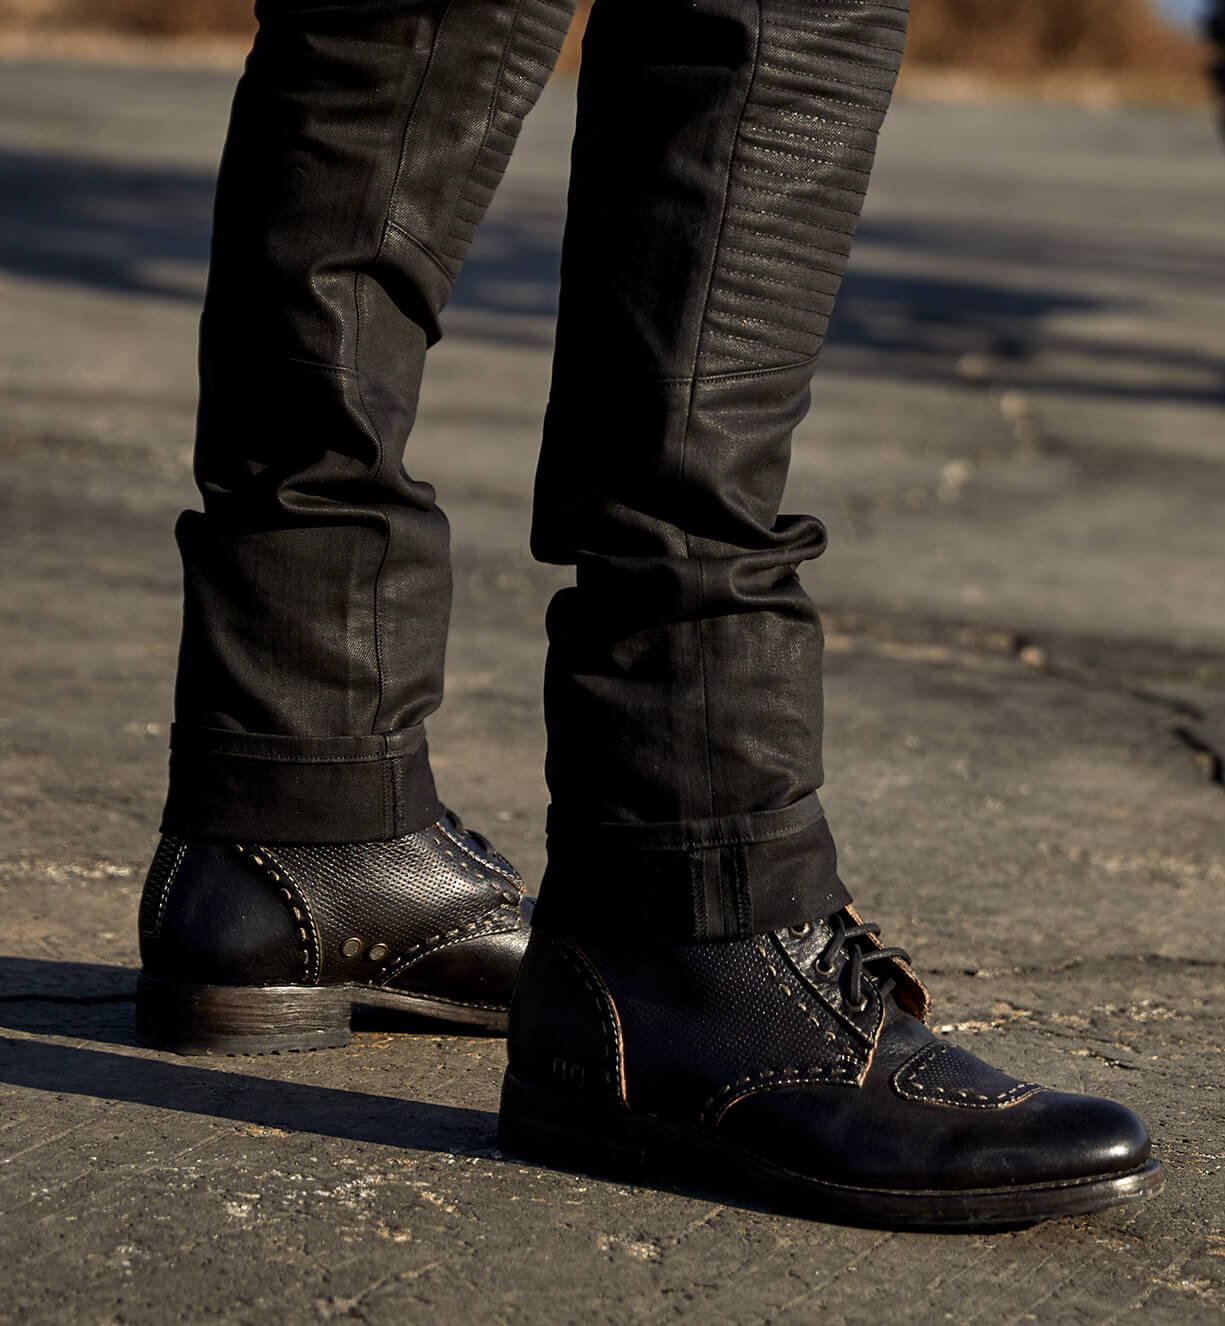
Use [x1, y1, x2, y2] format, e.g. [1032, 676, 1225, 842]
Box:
[1174, 725, 1225, 791]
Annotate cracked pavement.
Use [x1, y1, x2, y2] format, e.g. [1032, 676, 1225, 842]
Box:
[0, 57, 1223, 1325]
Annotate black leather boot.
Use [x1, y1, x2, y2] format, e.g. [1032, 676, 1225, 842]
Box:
[137, 811, 527, 1054]
[499, 913, 1164, 1229]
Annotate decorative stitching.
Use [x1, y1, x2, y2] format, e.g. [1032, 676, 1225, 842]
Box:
[141, 837, 187, 940]
[379, 909, 520, 987]
[250, 846, 320, 984]
[558, 941, 625, 1100]
[892, 1043, 1042, 1109]
[434, 817, 521, 891]
[769, 931, 886, 1050]
[703, 1064, 860, 1127]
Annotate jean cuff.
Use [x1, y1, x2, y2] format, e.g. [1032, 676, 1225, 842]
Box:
[534, 789, 850, 942]
[161, 724, 442, 842]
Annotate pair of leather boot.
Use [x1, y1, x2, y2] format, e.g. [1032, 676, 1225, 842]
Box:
[135, 827, 1163, 1230]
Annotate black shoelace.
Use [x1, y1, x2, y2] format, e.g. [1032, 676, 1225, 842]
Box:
[815, 913, 911, 1012]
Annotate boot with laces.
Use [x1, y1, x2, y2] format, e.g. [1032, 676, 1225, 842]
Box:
[499, 910, 1163, 1229]
[136, 810, 528, 1054]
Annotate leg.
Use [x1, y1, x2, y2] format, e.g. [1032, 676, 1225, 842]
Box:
[136, 0, 577, 1052]
[532, 0, 886, 939]
[502, 0, 1163, 1227]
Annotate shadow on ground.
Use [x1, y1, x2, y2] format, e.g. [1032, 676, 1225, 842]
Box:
[3, 145, 1222, 402]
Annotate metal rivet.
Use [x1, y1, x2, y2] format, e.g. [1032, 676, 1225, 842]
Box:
[367, 943, 389, 962]
[340, 937, 362, 958]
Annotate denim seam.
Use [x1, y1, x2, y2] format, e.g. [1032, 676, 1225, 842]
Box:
[438, 0, 525, 266]
[384, 220, 457, 285]
[361, 0, 460, 739]
[650, 352, 820, 390]
[674, 0, 763, 826]
[176, 749, 419, 766]
[554, 813, 825, 854]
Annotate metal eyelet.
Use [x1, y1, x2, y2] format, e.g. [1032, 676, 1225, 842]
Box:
[814, 959, 836, 978]
[848, 996, 869, 1014]
[788, 922, 811, 938]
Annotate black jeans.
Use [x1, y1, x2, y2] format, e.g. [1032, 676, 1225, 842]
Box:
[163, 0, 910, 942]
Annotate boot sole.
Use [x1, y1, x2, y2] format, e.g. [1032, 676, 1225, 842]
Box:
[498, 1071, 1165, 1230]
[136, 973, 507, 1054]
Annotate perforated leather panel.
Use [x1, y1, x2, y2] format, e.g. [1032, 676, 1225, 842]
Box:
[892, 1041, 1040, 1109]
[256, 817, 522, 987]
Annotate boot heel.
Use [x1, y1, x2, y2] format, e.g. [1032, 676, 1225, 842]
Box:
[498, 1072, 652, 1175]
[136, 974, 352, 1055]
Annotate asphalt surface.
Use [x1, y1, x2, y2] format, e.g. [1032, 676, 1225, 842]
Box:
[1, 56, 1224, 1324]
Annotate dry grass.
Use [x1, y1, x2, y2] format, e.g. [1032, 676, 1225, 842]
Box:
[0, 0, 1211, 101]
[910, 0, 1201, 74]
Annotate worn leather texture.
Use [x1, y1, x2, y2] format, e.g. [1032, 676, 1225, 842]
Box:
[507, 920, 1153, 1191]
[139, 814, 526, 997]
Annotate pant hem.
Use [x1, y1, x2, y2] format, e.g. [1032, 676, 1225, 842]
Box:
[535, 791, 850, 942]
[161, 724, 441, 842]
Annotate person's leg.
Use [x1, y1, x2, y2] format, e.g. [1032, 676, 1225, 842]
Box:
[531, 0, 882, 939]
[136, 0, 578, 1053]
[502, 0, 1163, 1227]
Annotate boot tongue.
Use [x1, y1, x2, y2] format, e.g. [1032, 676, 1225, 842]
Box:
[841, 904, 931, 1022]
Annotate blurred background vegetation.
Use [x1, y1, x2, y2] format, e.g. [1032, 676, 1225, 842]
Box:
[0, 0, 1214, 102]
